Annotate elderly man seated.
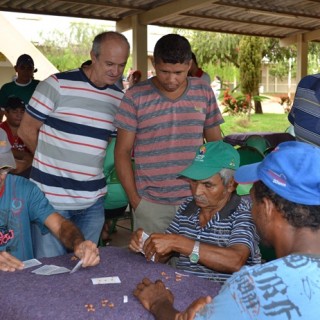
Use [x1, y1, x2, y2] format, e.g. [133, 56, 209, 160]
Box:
[134, 141, 320, 320]
[129, 141, 260, 283]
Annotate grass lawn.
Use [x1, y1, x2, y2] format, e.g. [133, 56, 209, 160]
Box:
[220, 113, 291, 136]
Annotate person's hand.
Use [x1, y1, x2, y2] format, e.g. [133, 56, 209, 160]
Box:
[0, 251, 24, 272]
[144, 233, 173, 262]
[74, 240, 100, 267]
[129, 228, 144, 253]
[131, 195, 142, 210]
[134, 277, 174, 312]
[177, 296, 212, 320]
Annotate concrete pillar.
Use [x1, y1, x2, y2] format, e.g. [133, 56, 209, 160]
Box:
[296, 34, 308, 81]
[131, 16, 148, 81]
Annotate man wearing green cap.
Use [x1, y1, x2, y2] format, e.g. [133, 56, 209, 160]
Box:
[129, 141, 260, 282]
[134, 141, 320, 320]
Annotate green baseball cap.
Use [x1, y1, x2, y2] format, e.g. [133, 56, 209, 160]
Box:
[179, 141, 240, 180]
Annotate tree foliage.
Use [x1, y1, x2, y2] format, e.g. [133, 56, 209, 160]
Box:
[239, 36, 263, 95]
[177, 29, 240, 68]
[36, 22, 108, 71]
[239, 36, 264, 114]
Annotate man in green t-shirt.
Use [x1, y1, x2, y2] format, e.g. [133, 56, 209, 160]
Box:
[0, 54, 39, 121]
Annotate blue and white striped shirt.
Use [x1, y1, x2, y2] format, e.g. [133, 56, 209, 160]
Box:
[166, 195, 261, 283]
[289, 74, 320, 146]
[27, 68, 123, 210]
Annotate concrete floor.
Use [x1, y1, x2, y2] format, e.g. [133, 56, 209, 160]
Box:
[100, 217, 133, 248]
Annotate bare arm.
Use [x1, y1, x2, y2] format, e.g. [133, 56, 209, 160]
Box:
[17, 112, 43, 154]
[204, 125, 222, 142]
[145, 233, 250, 273]
[44, 213, 100, 267]
[115, 128, 141, 209]
[11, 150, 33, 174]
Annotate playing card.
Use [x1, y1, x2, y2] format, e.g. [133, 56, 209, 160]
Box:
[70, 259, 83, 274]
[50, 267, 71, 275]
[91, 276, 121, 285]
[23, 258, 42, 269]
[141, 231, 149, 244]
[140, 231, 155, 261]
[32, 264, 70, 275]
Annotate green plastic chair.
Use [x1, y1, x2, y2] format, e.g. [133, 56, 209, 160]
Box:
[236, 146, 264, 196]
[237, 145, 264, 166]
[100, 138, 134, 246]
[245, 135, 270, 155]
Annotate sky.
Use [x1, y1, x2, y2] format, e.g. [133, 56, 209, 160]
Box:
[1, 11, 172, 52]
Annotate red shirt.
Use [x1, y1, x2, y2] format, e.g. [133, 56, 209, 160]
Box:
[0, 121, 31, 153]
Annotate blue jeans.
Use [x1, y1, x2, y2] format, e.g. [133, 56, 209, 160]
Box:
[32, 197, 105, 258]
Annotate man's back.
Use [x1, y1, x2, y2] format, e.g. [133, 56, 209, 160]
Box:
[288, 74, 320, 146]
[196, 253, 320, 319]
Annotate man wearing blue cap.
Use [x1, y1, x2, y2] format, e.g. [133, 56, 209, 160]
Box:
[134, 141, 320, 320]
[129, 141, 260, 283]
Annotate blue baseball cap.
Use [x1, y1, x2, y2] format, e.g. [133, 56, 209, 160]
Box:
[235, 141, 320, 205]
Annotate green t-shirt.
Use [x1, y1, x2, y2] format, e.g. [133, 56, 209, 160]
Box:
[0, 79, 39, 107]
[103, 138, 129, 210]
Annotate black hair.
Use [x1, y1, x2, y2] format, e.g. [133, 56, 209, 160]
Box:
[153, 34, 192, 64]
[191, 52, 198, 65]
[254, 181, 320, 230]
[5, 97, 26, 110]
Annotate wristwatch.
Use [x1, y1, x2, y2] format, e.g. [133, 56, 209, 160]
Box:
[189, 240, 200, 263]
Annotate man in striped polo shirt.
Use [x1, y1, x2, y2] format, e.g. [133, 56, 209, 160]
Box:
[114, 34, 224, 235]
[134, 141, 320, 320]
[18, 31, 130, 258]
[129, 141, 260, 283]
[288, 73, 320, 146]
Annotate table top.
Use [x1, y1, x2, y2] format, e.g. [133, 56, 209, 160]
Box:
[1, 246, 222, 320]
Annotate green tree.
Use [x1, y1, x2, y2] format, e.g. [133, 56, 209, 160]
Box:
[36, 22, 109, 71]
[239, 36, 264, 114]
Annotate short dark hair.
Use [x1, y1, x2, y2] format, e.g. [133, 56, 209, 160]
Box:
[153, 34, 192, 64]
[253, 181, 320, 230]
[5, 97, 26, 111]
[191, 52, 198, 65]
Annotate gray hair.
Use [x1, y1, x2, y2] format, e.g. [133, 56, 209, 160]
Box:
[218, 168, 235, 187]
[92, 31, 130, 58]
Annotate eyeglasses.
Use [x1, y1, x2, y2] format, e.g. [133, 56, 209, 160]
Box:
[0, 167, 12, 175]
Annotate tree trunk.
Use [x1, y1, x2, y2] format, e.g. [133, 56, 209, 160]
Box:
[253, 88, 263, 114]
[254, 100, 263, 114]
